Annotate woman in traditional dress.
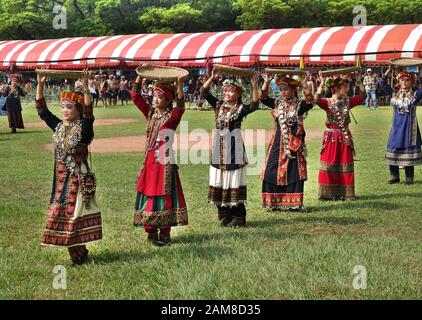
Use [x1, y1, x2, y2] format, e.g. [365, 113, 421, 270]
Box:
[315, 71, 365, 200]
[131, 67, 188, 246]
[3, 74, 26, 134]
[201, 68, 259, 227]
[36, 70, 102, 265]
[259, 73, 315, 210]
[380, 66, 422, 184]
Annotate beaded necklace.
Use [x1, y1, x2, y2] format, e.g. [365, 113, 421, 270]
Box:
[145, 107, 172, 154]
[53, 120, 82, 175]
[276, 98, 299, 159]
[216, 102, 243, 136]
[328, 96, 350, 141]
[391, 89, 416, 114]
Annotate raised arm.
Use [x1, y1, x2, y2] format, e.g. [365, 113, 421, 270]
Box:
[200, 68, 219, 109]
[259, 73, 276, 109]
[131, 69, 151, 118]
[349, 71, 365, 109]
[313, 71, 330, 111]
[17, 86, 26, 97]
[379, 65, 394, 97]
[81, 69, 93, 107]
[35, 74, 61, 131]
[298, 79, 315, 115]
[416, 88, 422, 104]
[240, 72, 260, 116]
[81, 69, 94, 144]
[168, 76, 187, 128]
[2, 85, 10, 97]
[251, 72, 259, 103]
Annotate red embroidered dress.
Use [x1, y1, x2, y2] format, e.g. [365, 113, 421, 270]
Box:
[316, 96, 363, 200]
[131, 83, 188, 227]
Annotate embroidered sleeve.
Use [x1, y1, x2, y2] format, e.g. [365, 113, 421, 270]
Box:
[316, 98, 329, 112]
[131, 82, 142, 94]
[415, 88, 422, 104]
[18, 86, 26, 97]
[379, 78, 394, 97]
[131, 85, 151, 118]
[259, 89, 276, 109]
[298, 100, 314, 116]
[82, 102, 93, 119]
[238, 100, 259, 119]
[2, 86, 10, 97]
[169, 98, 186, 128]
[81, 117, 94, 144]
[36, 97, 61, 132]
[200, 86, 218, 109]
[349, 95, 364, 109]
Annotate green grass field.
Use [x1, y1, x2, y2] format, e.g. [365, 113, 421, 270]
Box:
[0, 102, 421, 299]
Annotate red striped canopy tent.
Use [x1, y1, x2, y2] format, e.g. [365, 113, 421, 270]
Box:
[1, 24, 421, 71]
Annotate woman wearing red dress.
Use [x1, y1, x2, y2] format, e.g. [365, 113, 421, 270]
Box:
[315, 72, 365, 200]
[131, 68, 188, 246]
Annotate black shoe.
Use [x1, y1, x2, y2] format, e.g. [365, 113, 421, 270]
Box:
[405, 178, 414, 185]
[147, 233, 159, 245]
[288, 207, 301, 212]
[226, 216, 246, 228]
[72, 249, 89, 266]
[220, 216, 232, 227]
[388, 176, 400, 184]
[217, 208, 230, 221]
[10, 129, 17, 134]
[156, 235, 171, 246]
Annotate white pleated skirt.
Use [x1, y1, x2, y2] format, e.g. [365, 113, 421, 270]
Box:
[208, 166, 247, 207]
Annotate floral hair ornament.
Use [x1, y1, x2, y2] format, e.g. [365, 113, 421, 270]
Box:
[223, 79, 244, 94]
[396, 72, 417, 82]
[275, 75, 301, 88]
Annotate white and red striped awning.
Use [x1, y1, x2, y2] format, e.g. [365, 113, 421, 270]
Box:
[0, 24, 421, 70]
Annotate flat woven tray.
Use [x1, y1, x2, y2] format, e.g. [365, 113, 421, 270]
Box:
[390, 57, 422, 67]
[35, 69, 91, 79]
[213, 64, 255, 77]
[136, 65, 189, 82]
[265, 68, 306, 76]
[321, 67, 361, 76]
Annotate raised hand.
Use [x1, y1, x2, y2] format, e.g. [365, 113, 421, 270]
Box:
[177, 75, 186, 99]
[81, 69, 90, 90]
[384, 64, 393, 77]
[36, 72, 47, 100]
[211, 68, 220, 80]
[262, 72, 272, 83]
[302, 81, 312, 96]
[37, 73, 46, 84]
[251, 72, 259, 87]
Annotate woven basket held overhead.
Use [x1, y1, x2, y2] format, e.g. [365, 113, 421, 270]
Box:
[321, 67, 361, 77]
[213, 64, 255, 77]
[265, 68, 306, 76]
[390, 58, 422, 67]
[35, 69, 92, 79]
[136, 65, 189, 82]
